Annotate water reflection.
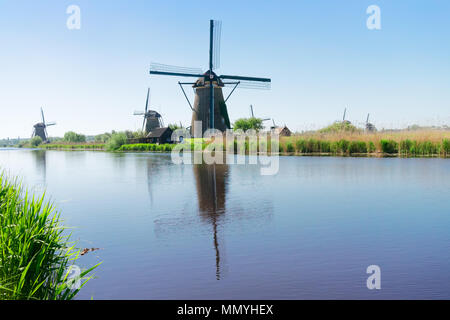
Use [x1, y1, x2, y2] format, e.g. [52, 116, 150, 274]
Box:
[193, 163, 229, 280]
[32, 150, 47, 188]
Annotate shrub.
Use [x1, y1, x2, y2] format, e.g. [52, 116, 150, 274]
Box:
[64, 131, 86, 143]
[286, 142, 294, 153]
[337, 139, 350, 153]
[380, 140, 399, 154]
[295, 139, 307, 153]
[349, 141, 367, 154]
[443, 139, 450, 155]
[30, 136, 43, 147]
[400, 140, 413, 155]
[105, 132, 127, 151]
[368, 141, 376, 153]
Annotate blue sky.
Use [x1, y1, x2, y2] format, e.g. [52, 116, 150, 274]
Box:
[0, 0, 449, 139]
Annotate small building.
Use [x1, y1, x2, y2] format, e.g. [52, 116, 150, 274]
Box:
[271, 126, 292, 137]
[146, 127, 173, 144]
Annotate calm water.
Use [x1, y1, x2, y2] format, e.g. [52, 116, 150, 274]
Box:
[1, 148, 450, 299]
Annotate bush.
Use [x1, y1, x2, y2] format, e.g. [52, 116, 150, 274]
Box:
[400, 140, 413, 155]
[368, 141, 376, 153]
[105, 132, 127, 151]
[295, 139, 307, 153]
[286, 142, 294, 153]
[349, 141, 367, 154]
[380, 140, 399, 154]
[30, 136, 43, 147]
[443, 139, 450, 155]
[233, 118, 264, 132]
[64, 131, 86, 143]
[337, 139, 350, 153]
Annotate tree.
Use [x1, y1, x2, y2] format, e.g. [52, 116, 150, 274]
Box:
[64, 131, 86, 143]
[30, 136, 43, 147]
[233, 118, 264, 132]
[105, 132, 128, 151]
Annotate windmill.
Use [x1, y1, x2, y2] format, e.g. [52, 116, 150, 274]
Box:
[150, 20, 271, 134]
[342, 107, 351, 124]
[365, 113, 376, 132]
[249, 105, 271, 121]
[32, 108, 56, 142]
[133, 88, 164, 134]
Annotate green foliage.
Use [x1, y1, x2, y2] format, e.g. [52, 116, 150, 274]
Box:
[319, 122, 361, 133]
[0, 172, 100, 300]
[286, 142, 294, 153]
[349, 141, 367, 154]
[233, 118, 264, 132]
[337, 139, 350, 153]
[94, 132, 112, 143]
[64, 131, 86, 143]
[443, 139, 450, 154]
[30, 136, 43, 147]
[105, 132, 128, 151]
[368, 141, 376, 153]
[168, 123, 181, 131]
[40, 144, 104, 150]
[380, 139, 399, 154]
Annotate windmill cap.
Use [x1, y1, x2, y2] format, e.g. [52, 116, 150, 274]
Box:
[193, 70, 224, 88]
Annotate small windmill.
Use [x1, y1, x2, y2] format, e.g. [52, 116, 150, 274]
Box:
[249, 105, 270, 121]
[342, 107, 351, 124]
[365, 113, 376, 132]
[150, 20, 271, 134]
[32, 108, 56, 142]
[133, 88, 164, 134]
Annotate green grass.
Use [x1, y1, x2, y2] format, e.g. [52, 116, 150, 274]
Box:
[0, 172, 100, 300]
[39, 144, 105, 150]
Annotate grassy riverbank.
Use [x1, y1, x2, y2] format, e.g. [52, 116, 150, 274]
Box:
[280, 130, 450, 157]
[0, 172, 99, 300]
[34, 129, 450, 157]
[39, 142, 105, 150]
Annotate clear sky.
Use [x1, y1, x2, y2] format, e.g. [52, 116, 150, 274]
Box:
[0, 0, 449, 139]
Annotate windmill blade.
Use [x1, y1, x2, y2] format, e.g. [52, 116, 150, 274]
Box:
[134, 111, 145, 115]
[212, 20, 222, 70]
[224, 80, 271, 90]
[221, 75, 271, 89]
[220, 75, 271, 82]
[41, 108, 45, 125]
[150, 63, 204, 78]
[261, 118, 271, 122]
[46, 122, 56, 126]
[142, 117, 146, 132]
[250, 105, 254, 118]
[145, 88, 150, 114]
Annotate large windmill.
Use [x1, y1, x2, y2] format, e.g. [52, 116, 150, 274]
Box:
[133, 88, 164, 134]
[150, 20, 271, 134]
[32, 108, 56, 142]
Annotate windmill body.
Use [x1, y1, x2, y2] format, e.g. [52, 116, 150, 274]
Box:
[191, 71, 229, 132]
[32, 108, 56, 142]
[150, 20, 271, 134]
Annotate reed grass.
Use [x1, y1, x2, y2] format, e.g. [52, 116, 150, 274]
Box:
[0, 172, 100, 300]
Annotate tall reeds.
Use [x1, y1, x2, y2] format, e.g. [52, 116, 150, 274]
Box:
[0, 172, 100, 300]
